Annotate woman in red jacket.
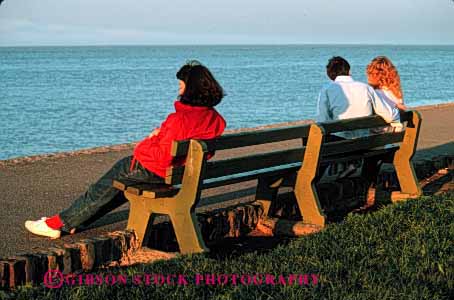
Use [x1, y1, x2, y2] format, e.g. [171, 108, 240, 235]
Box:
[25, 60, 226, 239]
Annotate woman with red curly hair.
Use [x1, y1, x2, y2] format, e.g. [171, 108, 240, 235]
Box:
[366, 56, 407, 111]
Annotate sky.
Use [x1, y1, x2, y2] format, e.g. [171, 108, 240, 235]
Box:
[0, 0, 453, 46]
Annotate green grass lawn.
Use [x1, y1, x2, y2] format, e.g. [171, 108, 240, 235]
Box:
[4, 191, 454, 300]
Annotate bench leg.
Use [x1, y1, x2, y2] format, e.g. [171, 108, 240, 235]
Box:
[393, 111, 422, 197]
[125, 194, 152, 248]
[168, 210, 208, 254]
[294, 181, 326, 227]
[393, 156, 421, 196]
[254, 177, 283, 217]
[295, 124, 326, 227]
[360, 157, 382, 206]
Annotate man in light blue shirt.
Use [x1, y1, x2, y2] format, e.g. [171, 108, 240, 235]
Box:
[316, 56, 400, 139]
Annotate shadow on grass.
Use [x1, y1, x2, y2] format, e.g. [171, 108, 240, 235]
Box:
[205, 235, 294, 260]
[357, 170, 452, 213]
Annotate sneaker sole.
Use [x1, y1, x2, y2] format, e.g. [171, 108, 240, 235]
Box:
[24, 222, 61, 239]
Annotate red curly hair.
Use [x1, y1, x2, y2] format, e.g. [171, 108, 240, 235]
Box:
[366, 56, 403, 101]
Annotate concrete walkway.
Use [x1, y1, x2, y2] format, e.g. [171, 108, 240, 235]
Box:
[0, 103, 453, 258]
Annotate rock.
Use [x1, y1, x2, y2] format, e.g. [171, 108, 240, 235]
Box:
[256, 217, 322, 236]
[75, 240, 96, 271]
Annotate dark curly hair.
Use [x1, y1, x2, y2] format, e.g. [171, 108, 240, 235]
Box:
[326, 56, 350, 81]
[176, 60, 224, 107]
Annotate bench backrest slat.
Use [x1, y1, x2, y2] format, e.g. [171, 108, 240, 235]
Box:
[320, 131, 405, 157]
[166, 147, 306, 186]
[205, 148, 305, 179]
[171, 124, 311, 157]
[202, 162, 302, 189]
[320, 110, 412, 135]
[320, 147, 399, 165]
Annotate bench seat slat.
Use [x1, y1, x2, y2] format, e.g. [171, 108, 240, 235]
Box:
[127, 185, 179, 199]
[113, 180, 177, 198]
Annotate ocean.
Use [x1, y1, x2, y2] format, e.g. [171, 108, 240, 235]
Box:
[1, 45, 453, 160]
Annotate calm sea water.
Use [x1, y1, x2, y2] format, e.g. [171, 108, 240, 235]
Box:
[1, 45, 453, 160]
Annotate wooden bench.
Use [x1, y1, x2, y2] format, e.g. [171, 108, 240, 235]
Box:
[297, 110, 422, 225]
[113, 123, 316, 253]
[113, 110, 422, 254]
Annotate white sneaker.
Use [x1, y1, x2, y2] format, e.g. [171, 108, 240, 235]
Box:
[25, 217, 61, 239]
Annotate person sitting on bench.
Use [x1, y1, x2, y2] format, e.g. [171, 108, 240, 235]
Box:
[316, 56, 401, 177]
[24, 60, 226, 239]
[367, 56, 406, 111]
[317, 56, 401, 138]
[366, 56, 406, 133]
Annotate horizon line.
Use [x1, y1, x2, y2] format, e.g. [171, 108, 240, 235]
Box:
[1, 42, 454, 48]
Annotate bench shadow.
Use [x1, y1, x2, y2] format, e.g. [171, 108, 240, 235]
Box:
[205, 236, 294, 260]
[369, 171, 453, 209]
[78, 209, 130, 232]
[329, 170, 452, 221]
[413, 142, 453, 162]
[323, 142, 453, 220]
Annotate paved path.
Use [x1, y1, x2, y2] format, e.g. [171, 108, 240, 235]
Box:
[0, 104, 453, 258]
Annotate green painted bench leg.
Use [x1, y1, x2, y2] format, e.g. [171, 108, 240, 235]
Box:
[361, 157, 382, 186]
[168, 211, 208, 254]
[125, 193, 153, 247]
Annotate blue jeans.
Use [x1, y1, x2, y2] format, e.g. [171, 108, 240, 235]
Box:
[59, 155, 165, 233]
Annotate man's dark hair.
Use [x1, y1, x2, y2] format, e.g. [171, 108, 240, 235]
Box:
[176, 60, 224, 107]
[326, 56, 350, 80]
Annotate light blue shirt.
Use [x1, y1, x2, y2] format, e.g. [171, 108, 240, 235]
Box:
[316, 75, 400, 138]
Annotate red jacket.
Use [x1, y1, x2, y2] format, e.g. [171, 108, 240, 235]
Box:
[132, 100, 226, 178]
